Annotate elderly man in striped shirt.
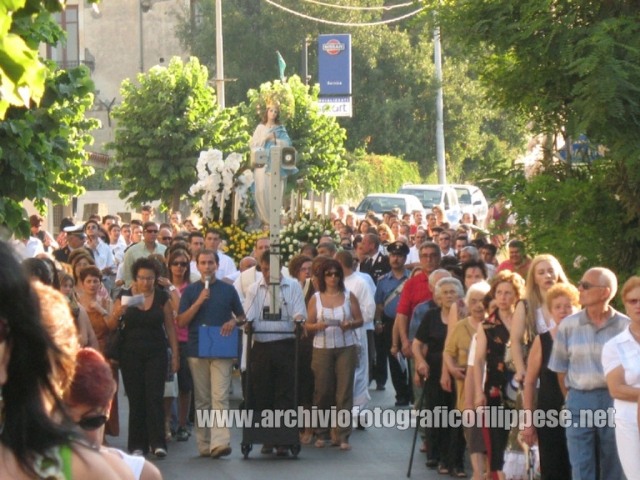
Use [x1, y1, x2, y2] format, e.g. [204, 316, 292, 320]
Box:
[548, 267, 629, 480]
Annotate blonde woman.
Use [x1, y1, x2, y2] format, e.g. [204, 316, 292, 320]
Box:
[510, 254, 568, 381]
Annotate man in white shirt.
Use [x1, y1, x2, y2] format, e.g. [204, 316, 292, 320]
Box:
[336, 250, 375, 415]
[243, 250, 306, 455]
[204, 228, 237, 280]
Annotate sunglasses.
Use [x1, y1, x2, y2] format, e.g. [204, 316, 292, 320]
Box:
[145, 229, 158, 234]
[77, 414, 108, 431]
[324, 271, 340, 277]
[172, 261, 188, 267]
[577, 281, 606, 290]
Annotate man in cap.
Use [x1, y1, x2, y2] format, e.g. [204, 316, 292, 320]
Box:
[53, 224, 87, 264]
[373, 241, 412, 404]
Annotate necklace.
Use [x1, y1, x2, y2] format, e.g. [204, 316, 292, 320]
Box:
[324, 291, 342, 297]
[143, 291, 153, 298]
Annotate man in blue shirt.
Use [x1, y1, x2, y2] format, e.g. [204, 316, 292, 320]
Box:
[374, 241, 411, 405]
[177, 249, 246, 459]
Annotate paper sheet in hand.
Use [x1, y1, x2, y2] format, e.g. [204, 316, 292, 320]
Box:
[198, 325, 239, 358]
[396, 352, 407, 374]
[323, 318, 342, 327]
[121, 294, 144, 307]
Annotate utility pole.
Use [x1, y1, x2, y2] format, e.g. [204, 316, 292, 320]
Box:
[215, 0, 225, 108]
[301, 37, 310, 85]
[434, 21, 447, 184]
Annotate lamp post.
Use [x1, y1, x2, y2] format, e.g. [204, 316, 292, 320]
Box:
[434, 21, 446, 184]
[215, 0, 225, 108]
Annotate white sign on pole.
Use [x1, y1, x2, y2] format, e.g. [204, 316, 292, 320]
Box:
[317, 96, 352, 117]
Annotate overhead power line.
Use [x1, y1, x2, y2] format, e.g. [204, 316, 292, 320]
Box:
[262, 0, 426, 26]
[299, 0, 416, 11]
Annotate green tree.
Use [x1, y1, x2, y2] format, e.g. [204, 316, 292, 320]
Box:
[243, 75, 347, 192]
[428, 0, 640, 206]
[502, 161, 640, 281]
[335, 150, 422, 204]
[0, 0, 99, 237]
[107, 57, 250, 212]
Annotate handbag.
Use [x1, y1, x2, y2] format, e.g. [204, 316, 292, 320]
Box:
[104, 316, 125, 361]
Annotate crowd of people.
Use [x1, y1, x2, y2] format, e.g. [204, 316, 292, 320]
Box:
[6, 202, 639, 480]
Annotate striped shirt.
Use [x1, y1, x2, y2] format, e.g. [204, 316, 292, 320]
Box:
[548, 307, 629, 390]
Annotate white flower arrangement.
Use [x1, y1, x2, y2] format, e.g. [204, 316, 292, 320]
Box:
[190, 149, 254, 222]
[278, 213, 339, 266]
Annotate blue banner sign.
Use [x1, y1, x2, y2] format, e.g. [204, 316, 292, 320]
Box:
[318, 34, 352, 96]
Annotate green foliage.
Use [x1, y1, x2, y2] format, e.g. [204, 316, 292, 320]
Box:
[504, 161, 640, 281]
[430, 0, 640, 214]
[0, 63, 98, 237]
[243, 75, 347, 192]
[0, 0, 98, 118]
[107, 57, 250, 212]
[334, 150, 422, 204]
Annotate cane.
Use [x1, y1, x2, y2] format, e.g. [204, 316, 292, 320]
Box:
[406, 377, 427, 478]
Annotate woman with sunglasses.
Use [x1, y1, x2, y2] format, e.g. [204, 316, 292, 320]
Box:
[603, 276, 640, 479]
[164, 248, 194, 442]
[306, 259, 365, 451]
[65, 348, 162, 480]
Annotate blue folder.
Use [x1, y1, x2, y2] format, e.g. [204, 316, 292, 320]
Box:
[198, 325, 239, 358]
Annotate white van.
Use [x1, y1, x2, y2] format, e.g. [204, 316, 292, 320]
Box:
[397, 184, 462, 225]
[352, 193, 424, 220]
[451, 184, 489, 227]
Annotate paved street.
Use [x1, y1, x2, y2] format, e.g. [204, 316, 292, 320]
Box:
[109, 374, 455, 480]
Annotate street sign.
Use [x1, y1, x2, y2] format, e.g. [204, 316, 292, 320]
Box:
[318, 34, 352, 96]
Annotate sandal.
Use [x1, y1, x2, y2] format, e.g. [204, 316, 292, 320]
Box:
[339, 442, 351, 451]
[451, 467, 467, 478]
[300, 431, 313, 445]
[314, 439, 326, 448]
[437, 464, 449, 475]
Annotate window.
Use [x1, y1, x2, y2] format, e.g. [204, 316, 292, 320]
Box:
[47, 6, 79, 69]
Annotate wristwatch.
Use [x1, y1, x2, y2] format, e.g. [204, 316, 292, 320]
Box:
[168, 285, 176, 292]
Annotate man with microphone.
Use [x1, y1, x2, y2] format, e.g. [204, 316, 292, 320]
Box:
[177, 249, 246, 459]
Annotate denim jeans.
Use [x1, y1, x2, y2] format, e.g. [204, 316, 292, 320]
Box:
[565, 388, 624, 480]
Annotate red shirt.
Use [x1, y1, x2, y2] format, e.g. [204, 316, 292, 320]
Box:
[496, 258, 531, 280]
[396, 271, 433, 318]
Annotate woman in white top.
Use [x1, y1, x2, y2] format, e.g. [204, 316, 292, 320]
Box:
[510, 254, 568, 381]
[306, 259, 364, 451]
[602, 276, 640, 480]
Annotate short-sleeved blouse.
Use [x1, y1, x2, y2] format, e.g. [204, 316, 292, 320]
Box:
[312, 290, 358, 349]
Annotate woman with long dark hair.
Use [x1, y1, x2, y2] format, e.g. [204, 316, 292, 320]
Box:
[0, 240, 119, 479]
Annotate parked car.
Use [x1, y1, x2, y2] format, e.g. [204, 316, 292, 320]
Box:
[397, 184, 462, 225]
[352, 193, 424, 220]
[451, 184, 489, 227]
